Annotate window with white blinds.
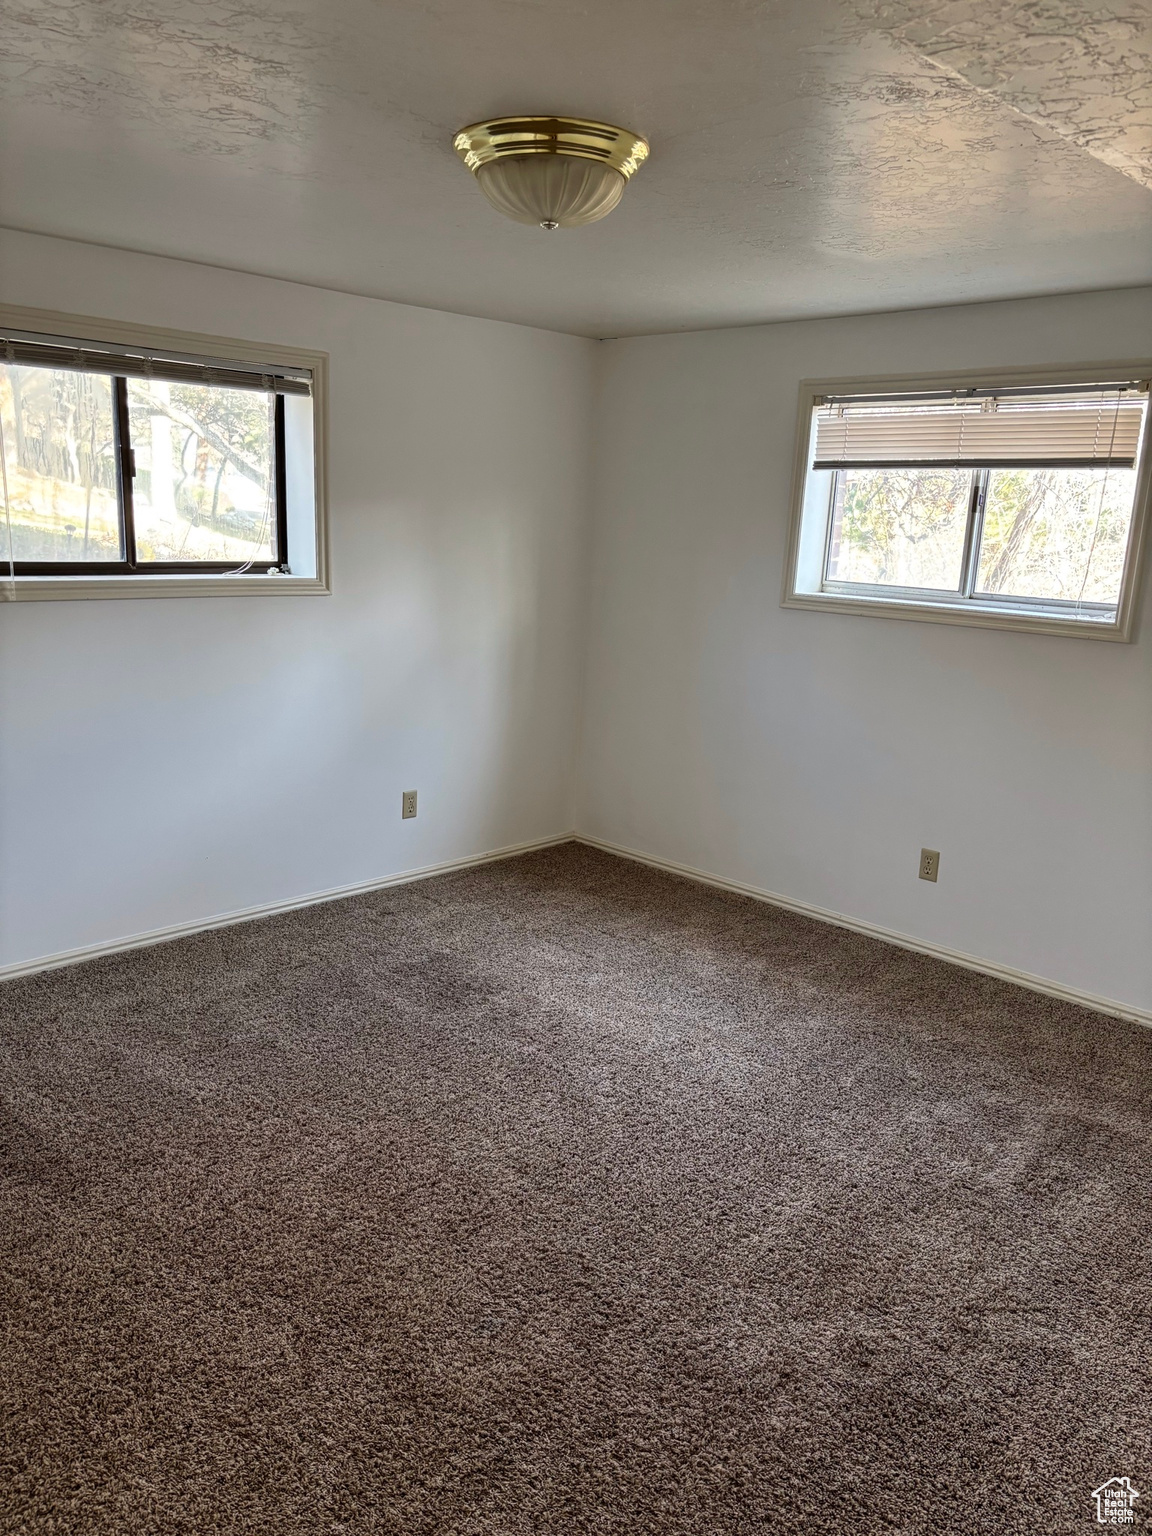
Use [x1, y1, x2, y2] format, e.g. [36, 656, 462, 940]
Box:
[0, 315, 327, 597]
[786, 370, 1152, 639]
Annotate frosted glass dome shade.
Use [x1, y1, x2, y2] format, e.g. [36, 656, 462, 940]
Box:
[475, 156, 625, 229]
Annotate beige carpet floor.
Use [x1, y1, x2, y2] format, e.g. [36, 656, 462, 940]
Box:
[2, 842, 1150, 1534]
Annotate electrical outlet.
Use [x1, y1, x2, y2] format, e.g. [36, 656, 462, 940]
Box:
[402, 790, 417, 820]
[919, 848, 940, 883]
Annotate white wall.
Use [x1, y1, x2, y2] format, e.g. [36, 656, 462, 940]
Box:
[0, 230, 595, 968]
[3, 238, 1147, 1017]
[577, 289, 1152, 1016]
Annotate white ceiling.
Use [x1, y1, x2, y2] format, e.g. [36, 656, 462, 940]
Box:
[1, 0, 1149, 337]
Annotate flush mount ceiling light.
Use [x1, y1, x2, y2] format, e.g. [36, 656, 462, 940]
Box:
[453, 116, 649, 230]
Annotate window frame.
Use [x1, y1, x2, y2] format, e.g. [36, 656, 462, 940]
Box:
[782, 363, 1152, 642]
[0, 305, 329, 601]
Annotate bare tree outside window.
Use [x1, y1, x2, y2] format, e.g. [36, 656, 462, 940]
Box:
[126, 380, 276, 564]
[977, 467, 1136, 605]
[825, 464, 1138, 610]
[0, 365, 121, 561]
[1, 363, 280, 570]
[827, 467, 971, 591]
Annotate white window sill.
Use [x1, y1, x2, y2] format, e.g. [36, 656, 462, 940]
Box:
[0, 573, 330, 602]
[782, 588, 1130, 641]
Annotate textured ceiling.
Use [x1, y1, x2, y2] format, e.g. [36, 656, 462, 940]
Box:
[850, 0, 1152, 189]
[0, 0, 1149, 336]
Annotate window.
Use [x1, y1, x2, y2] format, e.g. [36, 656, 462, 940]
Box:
[785, 369, 1151, 639]
[0, 312, 327, 599]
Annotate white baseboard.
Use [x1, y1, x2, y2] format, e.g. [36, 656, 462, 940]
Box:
[6, 830, 1149, 1030]
[575, 834, 1152, 1030]
[0, 832, 575, 983]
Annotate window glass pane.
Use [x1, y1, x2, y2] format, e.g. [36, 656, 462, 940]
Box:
[0, 364, 122, 562]
[126, 380, 275, 564]
[826, 467, 972, 591]
[976, 467, 1137, 607]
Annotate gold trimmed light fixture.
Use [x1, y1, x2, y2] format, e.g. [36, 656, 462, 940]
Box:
[453, 116, 649, 230]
